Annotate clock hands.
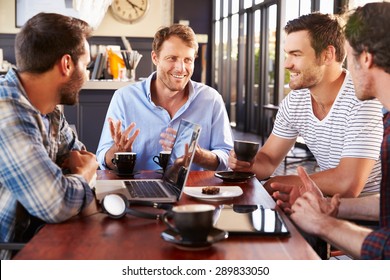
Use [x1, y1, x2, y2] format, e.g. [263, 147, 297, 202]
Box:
[111, 0, 148, 23]
[126, 0, 145, 15]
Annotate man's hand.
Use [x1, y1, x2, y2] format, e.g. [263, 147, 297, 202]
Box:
[271, 166, 339, 215]
[290, 191, 328, 235]
[62, 150, 98, 183]
[159, 127, 177, 151]
[175, 143, 191, 167]
[290, 191, 340, 235]
[228, 150, 254, 172]
[109, 117, 140, 152]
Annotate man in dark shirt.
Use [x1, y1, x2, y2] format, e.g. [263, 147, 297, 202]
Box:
[271, 2, 390, 259]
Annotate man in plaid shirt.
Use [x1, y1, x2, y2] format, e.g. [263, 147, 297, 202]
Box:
[0, 13, 98, 259]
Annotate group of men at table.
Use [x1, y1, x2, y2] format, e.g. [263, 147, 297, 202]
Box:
[0, 2, 389, 260]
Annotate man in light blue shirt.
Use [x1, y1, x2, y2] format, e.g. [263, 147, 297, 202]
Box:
[97, 24, 233, 171]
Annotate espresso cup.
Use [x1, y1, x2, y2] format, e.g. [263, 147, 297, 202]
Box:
[234, 140, 260, 162]
[162, 204, 215, 242]
[112, 152, 136, 174]
[153, 151, 171, 173]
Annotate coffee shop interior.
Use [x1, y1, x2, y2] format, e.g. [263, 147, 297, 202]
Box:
[0, 0, 372, 154]
[1, 0, 366, 152]
[0, 0, 382, 261]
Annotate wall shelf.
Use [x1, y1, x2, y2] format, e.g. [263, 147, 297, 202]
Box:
[83, 80, 133, 90]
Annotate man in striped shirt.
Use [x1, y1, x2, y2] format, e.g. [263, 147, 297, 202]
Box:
[229, 12, 383, 198]
[272, 2, 390, 259]
[0, 13, 98, 259]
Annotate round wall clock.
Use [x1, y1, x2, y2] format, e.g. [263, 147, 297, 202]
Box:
[110, 0, 150, 24]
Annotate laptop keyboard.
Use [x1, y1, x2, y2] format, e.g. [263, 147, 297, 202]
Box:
[124, 180, 168, 198]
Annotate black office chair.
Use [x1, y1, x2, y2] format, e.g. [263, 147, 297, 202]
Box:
[0, 242, 25, 252]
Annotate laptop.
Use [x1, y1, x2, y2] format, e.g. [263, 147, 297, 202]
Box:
[94, 119, 201, 203]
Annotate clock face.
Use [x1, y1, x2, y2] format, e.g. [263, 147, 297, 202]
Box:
[111, 0, 150, 24]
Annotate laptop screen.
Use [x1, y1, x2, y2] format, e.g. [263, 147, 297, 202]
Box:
[163, 119, 201, 194]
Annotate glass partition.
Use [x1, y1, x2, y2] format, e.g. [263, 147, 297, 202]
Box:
[230, 14, 239, 126]
[320, 1, 334, 14]
[221, 17, 229, 102]
[267, 4, 277, 105]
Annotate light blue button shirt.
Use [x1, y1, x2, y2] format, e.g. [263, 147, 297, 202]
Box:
[96, 72, 233, 171]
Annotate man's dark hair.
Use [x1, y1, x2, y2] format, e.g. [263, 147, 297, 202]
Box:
[344, 2, 390, 74]
[153, 24, 199, 57]
[15, 12, 93, 73]
[285, 12, 345, 62]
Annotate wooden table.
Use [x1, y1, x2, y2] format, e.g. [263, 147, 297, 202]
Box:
[13, 170, 319, 260]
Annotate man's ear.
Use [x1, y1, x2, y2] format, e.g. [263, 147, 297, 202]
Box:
[151, 51, 158, 66]
[59, 54, 73, 76]
[323, 45, 336, 64]
[361, 50, 374, 69]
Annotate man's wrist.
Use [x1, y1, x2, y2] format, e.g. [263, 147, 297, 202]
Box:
[104, 150, 114, 170]
[103, 158, 113, 170]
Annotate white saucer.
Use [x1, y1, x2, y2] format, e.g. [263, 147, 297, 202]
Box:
[183, 186, 243, 201]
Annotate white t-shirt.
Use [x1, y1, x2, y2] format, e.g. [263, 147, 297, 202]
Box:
[273, 71, 383, 194]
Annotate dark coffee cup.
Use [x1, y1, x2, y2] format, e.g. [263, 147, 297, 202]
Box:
[112, 152, 136, 174]
[234, 140, 260, 162]
[153, 151, 171, 173]
[162, 204, 215, 242]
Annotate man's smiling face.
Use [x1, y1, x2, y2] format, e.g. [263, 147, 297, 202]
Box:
[284, 30, 324, 90]
[152, 35, 195, 93]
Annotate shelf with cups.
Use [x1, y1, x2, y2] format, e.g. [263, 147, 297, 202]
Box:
[90, 47, 143, 82]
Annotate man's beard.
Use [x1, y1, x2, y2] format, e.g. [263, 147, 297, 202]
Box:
[59, 67, 84, 105]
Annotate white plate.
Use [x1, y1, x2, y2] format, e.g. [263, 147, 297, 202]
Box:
[183, 186, 243, 201]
